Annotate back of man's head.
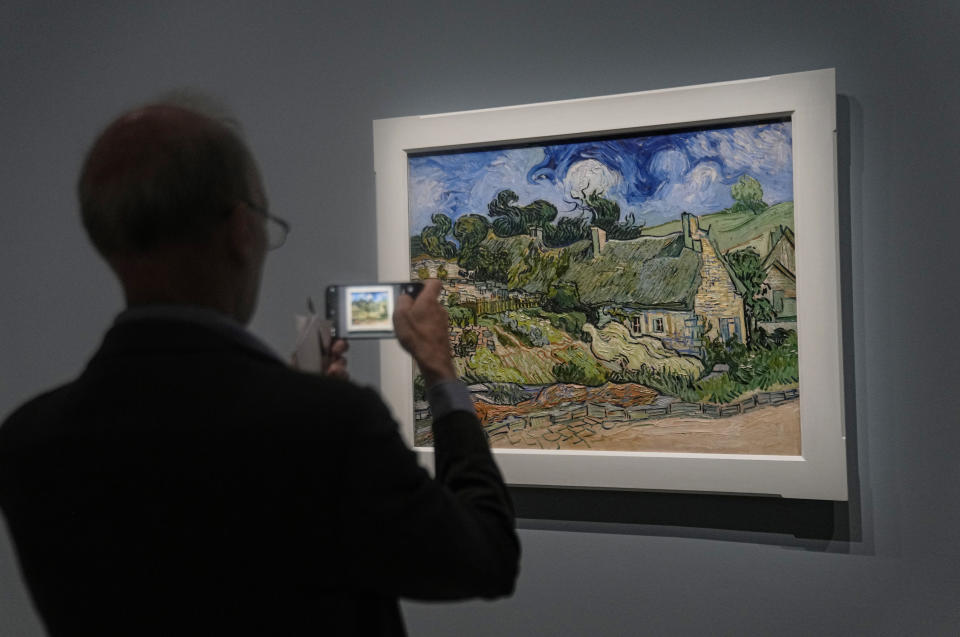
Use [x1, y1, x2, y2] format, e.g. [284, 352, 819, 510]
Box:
[78, 98, 255, 258]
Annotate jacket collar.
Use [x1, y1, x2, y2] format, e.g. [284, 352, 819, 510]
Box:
[99, 305, 284, 364]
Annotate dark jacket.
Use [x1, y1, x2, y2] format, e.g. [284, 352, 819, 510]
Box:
[0, 318, 519, 636]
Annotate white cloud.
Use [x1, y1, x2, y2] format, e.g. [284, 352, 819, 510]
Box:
[648, 149, 689, 181]
[687, 126, 791, 175]
[640, 160, 729, 218]
[563, 159, 621, 198]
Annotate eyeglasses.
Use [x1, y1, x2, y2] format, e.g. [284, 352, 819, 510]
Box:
[243, 200, 290, 250]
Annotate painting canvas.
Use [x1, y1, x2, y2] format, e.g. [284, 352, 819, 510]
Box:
[407, 120, 801, 455]
[347, 286, 394, 332]
[376, 69, 846, 498]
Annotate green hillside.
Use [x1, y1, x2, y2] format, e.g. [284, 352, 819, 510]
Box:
[644, 202, 794, 252]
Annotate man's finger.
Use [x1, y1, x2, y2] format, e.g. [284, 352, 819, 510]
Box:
[330, 338, 349, 357]
[419, 279, 442, 301]
[410, 279, 441, 312]
[395, 289, 414, 312]
[393, 300, 411, 334]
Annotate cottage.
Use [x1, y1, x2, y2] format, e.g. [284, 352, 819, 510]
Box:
[559, 213, 747, 355]
[760, 226, 797, 324]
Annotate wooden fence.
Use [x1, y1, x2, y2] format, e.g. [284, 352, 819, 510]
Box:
[415, 388, 799, 429]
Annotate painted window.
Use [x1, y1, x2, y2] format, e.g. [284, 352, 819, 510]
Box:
[632, 317, 642, 333]
[773, 290, 784, 314]
[653, 318, 664, 332]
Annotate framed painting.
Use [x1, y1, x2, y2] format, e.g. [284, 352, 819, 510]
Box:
[374, 68, 846, 500]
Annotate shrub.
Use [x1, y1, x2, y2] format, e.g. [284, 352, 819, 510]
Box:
[698, 329, 798, 398]
[496, 312, 548, 347]
[609, 364, 698, 402]
[527, 308, 587, 337]
[465, 347, 525, 384]
[693, 373, 741, 403]
[544, 281, 581, 312]
[486, 383, 530, 405]
[552, 349, 607, 386]
[448, 305, 476, 327]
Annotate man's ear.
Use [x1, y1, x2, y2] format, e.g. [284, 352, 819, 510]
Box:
[224, 204, 261, 265]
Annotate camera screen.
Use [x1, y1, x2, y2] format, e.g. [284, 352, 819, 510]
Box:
[345, 285, 395, 332]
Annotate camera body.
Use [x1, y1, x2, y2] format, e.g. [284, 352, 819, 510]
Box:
[325, 282, 424, 339]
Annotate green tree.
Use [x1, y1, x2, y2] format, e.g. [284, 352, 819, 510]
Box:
[543, 214, 590, 247]
[730, 175, 767, 214]
[453, 214, 490, 270]
[410, 235, 426, 258]
[571, 189, 644, 240]
[487, 189, 558, 237]
[474, 244, 510, 284]
[544, 281, 581, 312]
[726, 248, 775, 344]
[420, 213, 457, 258]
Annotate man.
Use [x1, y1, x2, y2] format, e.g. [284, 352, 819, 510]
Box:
[0, 100, 519, 636]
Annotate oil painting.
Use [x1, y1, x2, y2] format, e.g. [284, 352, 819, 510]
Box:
[408, 120, 801, 455]
[347, 286, 394, 332]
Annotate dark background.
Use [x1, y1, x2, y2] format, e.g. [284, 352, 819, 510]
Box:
[2, 1, 958, 634]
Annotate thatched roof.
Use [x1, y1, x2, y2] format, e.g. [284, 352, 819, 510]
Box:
[561, 234, 702, 309]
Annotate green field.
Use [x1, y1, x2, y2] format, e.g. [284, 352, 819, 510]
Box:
[644, 202, 794, 252]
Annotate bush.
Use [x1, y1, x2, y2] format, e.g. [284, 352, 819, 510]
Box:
[553, 361, 588, 384]
[448, 305, 476, 327]
[696, 329, 798, 400]
[693, 373, 740, 403]
[610, 364, 699, 402]
[527, 308, 587, 337]
[497, 312, 548, 347]
[464, 347, 525, 384]
[486, 383, 530, 405]
[544, 281, 581, 312]
[552, 348, 607, 386]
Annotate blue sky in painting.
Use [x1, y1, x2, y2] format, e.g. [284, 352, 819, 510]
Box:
[351, 291, 388, 304]
[408, 121, 792, 233]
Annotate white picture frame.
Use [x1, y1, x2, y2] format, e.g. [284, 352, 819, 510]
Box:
[373, 68, 846, 500]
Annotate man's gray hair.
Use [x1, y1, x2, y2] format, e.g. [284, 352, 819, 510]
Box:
[78, 90, 257, 257]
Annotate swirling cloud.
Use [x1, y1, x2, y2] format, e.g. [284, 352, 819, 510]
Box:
[408, 121, 793, 232]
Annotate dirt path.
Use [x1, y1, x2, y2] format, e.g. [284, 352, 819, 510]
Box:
[488, 400, 800, 455]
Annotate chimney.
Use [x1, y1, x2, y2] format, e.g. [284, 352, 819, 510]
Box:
[682, 212, 702, 253]
[529, 225, 544, 245]
[591, 226, 607, 259]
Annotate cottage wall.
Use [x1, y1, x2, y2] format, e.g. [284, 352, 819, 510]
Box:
[605, 308, 699, 354]
[764, 267, 796, 299]
[689, 218, 746, 342]
[763, 266, 798, 320]
[768, 237, 795, 273]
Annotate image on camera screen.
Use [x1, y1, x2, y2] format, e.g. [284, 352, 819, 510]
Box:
[346, 285, 394, 331]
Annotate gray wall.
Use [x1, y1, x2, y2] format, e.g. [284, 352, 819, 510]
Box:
[2, 1, 958, 634]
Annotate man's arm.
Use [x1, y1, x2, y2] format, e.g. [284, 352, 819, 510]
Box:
[335, 280, 519, 599]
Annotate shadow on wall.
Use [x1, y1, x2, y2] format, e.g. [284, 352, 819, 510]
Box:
[511, 95, 868, 555]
